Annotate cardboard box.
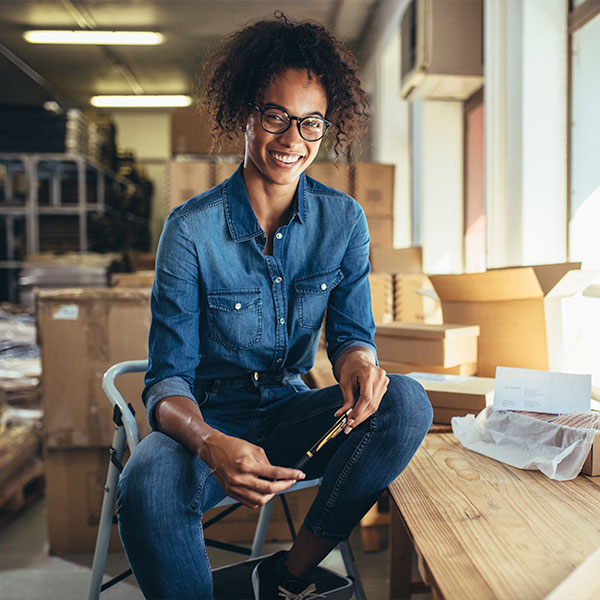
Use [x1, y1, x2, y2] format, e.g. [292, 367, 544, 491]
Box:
[369, 273, 394, 324]
[165, 160, 213, 216]
[375, 323, 479, 368]
[45, 447, 123, 554]
[366, 215, 393, 248]
[171, 105, 242, 156]
[37, 288, 152, 449]
[126, 250, 155, 271]
[111, 271, 154, 288]
[408, 373, 495, 410]
[429, 263, 596, 377]
[380, 361, 477, 376]
[214, 161, 240, 185]
[370, 247, 423, 273]
[431, 406, 474, 424]
[353, 163, 394, 216]
[581, 432, 600, 477]
[306, 163, 352, 195]
[393, 273, 442, 324]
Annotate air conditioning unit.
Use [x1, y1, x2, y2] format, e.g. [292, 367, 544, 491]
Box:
[400, 0, 483, 101]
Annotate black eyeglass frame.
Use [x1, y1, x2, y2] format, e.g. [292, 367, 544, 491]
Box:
[249, 103, 331, 142]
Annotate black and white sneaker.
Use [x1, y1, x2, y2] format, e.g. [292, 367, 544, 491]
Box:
[251, 550, 325, 599]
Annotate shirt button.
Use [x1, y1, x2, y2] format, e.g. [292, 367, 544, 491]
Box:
[275, 276, 282, 284]
[234, 303, 242, 310]
[276, 358, 282, 363]
[279, 317, 285, 325]
[253, 371, 259, 381]
[320, 283, 327, 290]
[275, 232, 283, 240]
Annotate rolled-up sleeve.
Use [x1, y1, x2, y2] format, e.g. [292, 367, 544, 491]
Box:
[143, 213, 202, 430]
[325, 206, 378, 369]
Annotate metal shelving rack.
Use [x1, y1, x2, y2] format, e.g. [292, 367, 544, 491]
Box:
[0, 152, 137, 302]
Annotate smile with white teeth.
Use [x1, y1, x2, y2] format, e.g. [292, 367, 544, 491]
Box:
[270, 151, 302, 164]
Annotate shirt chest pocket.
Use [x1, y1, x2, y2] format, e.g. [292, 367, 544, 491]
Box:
[207, 289, 262, 350]
[294, 267, 344, 329]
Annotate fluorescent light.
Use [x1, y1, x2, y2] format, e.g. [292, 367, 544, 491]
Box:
[24, 30, 164, 45]
[90, 95, 192, 108]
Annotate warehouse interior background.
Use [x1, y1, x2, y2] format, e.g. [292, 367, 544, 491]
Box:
[1, 0, 600, 599]
[1, 0, 599, 276]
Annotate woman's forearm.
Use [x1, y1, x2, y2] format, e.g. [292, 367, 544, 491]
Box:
[155, 396, 224, 466]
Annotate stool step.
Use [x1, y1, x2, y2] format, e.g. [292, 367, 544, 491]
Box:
[212, 555, 353, 600]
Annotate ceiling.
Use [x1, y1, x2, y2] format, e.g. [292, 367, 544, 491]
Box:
[0, 0, 381, 109]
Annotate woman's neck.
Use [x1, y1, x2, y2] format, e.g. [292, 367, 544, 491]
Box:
[242, 164, 298, 253]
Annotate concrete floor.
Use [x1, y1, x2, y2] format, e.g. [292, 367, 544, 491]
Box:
[0, 497, 431, 600]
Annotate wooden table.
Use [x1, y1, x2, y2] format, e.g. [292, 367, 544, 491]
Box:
[388, 433, 600, 600]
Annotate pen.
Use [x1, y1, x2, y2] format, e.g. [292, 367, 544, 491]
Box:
[293, 409, 352, 471]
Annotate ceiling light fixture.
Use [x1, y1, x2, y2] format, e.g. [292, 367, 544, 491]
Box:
[23, 30, 164, 45]
[90, 95, 192, 108]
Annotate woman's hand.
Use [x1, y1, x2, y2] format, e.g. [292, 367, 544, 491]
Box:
[202, 432, 306, 509]
[155, 395, 305, 509]
[334, 346, 389, 434]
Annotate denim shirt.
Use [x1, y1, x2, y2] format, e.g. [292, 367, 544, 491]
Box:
[144, 163, 377, 429]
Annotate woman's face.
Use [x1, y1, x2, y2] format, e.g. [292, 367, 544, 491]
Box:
[244, 68, 328, 190]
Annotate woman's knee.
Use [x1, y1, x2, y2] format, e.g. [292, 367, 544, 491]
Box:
[117, 432, 196, 518]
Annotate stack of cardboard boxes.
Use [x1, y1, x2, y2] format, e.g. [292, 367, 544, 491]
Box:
[368, 247, 442, 326]
[307, 162, 395, 248]
[407, 373, 495, 424]
[375, 322, 480, 379]
[165, 160, 239, 216]
[37, 288, 151, 554]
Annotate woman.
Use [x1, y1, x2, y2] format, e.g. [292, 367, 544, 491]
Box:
[117, 13, 432, 600]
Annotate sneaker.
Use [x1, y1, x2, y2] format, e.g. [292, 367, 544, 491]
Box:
[251, 550, 325, 599]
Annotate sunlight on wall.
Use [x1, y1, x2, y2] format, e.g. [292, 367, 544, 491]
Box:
[570, 14, 600, 269]
[570, 184, 600, 269]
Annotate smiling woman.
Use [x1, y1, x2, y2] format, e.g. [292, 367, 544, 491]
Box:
[204, 12, 368, 160]
[115, 11, 433, 600]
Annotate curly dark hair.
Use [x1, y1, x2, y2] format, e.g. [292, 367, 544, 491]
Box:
[203, 12, 369, 160]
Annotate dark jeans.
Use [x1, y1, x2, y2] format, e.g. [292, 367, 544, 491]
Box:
[117, 373, 432, 599]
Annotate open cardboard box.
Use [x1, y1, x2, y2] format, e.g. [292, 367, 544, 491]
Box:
[429, 263, 597, 377]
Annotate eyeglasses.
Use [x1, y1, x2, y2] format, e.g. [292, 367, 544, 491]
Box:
[249, 103, 331, 142]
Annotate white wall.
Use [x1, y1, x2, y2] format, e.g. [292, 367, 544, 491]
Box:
[371, 29, 412, 249]
[570, 13, 600, 269]
[485, 0, 568, 268]
[110, 110, 171, 250]
[413, 101, 464, 273]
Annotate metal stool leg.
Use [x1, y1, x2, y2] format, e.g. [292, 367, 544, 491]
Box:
[250, 498, 275, 558]
[339, 540, 367, 600]
[88, 426, 127, 600]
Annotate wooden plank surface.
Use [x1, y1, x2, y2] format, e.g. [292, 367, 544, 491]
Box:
[388, 434, 600, 600]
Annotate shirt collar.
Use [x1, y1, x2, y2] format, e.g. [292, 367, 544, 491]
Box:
[224, 164, 306, 242]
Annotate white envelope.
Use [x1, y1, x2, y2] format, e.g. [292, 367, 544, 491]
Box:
[494, 366, 591, 414]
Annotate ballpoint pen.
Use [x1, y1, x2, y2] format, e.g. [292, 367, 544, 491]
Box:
[293, 409, 352, 470]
